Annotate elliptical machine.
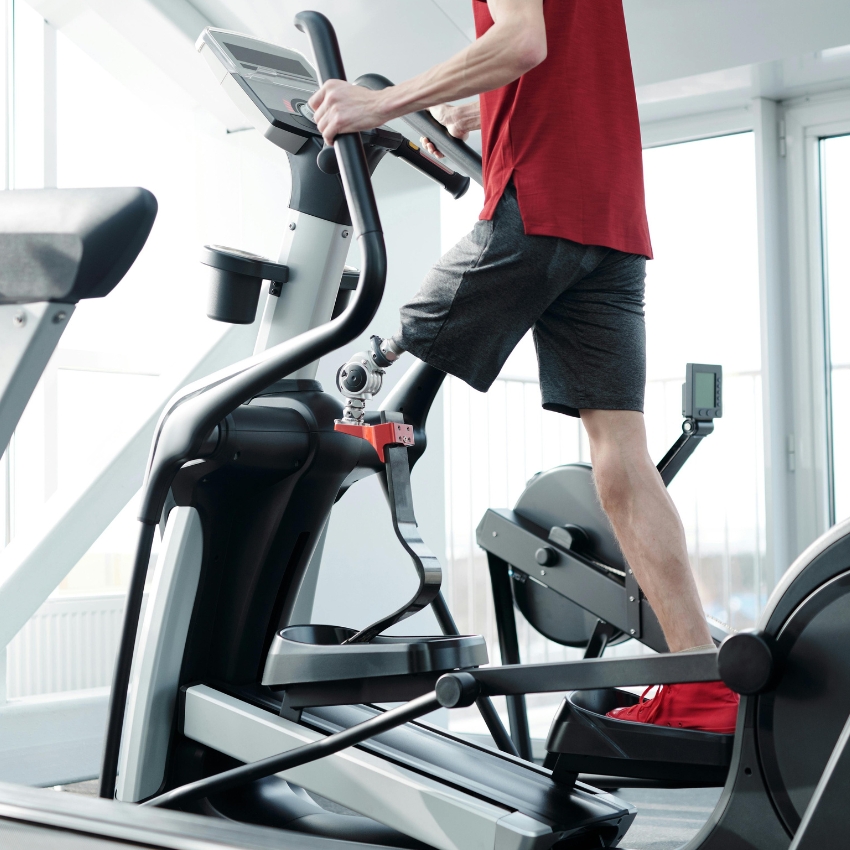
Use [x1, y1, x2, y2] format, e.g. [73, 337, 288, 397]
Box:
[101, 15, 636, 850]
[100, 12, 850, 850]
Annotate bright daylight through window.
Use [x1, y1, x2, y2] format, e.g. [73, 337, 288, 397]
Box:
[1, 2, 291, 699]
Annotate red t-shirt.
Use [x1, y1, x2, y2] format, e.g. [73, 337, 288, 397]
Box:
[473, 0, 652, 258]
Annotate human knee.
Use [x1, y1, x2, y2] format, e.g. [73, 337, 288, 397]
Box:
[582, 414, 650, 514]
[592, 453, 633, 516]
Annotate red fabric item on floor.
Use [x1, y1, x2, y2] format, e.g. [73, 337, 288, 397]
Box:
[606, 681, 740, 734]
[472, 0, 652, 258]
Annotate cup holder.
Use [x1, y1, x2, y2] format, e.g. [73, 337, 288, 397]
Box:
[201, 245, 289, 324]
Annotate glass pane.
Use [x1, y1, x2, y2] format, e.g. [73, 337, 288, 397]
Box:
[441, 133, 765, 737]
[822, 135, 850, 522]
[643, 133, 766, 631]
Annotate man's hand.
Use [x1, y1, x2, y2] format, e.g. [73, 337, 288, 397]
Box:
[308, 80, 390, 145]
[306, 0, 543, 148]
[421, 102, 481, 159]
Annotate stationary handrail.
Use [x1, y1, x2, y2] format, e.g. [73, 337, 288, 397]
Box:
[356, 73, 483, 186]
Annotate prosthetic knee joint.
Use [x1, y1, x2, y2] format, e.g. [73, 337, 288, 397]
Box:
[336, 335, 402, 423]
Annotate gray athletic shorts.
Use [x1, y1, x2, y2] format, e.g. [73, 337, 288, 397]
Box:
[393, 183, 647, 418]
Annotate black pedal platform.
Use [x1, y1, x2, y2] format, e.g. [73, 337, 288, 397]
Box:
[264, 624, 487, 683]
[544, 689, 733, 787]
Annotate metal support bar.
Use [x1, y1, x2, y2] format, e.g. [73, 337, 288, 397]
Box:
[468, 650, 720, 697]
[656, 419, 713, 486]
[487, 553, 532, 760]
[0, 301, 74, 457]
[147, 690, 441, 809]
[478, 508, 668, 653]
[583, 620, 617, 659]
[430, 592, 519, 758]
[625, 567, 642, 639]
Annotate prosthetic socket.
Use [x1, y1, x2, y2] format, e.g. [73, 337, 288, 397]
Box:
[336, 336, 402, 423]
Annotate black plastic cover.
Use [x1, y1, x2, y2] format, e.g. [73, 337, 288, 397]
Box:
[546, 689, 733, 785]
[515, 464, 627, 573]
[0, 187, 157, 305]
[262, 624, 488, 687]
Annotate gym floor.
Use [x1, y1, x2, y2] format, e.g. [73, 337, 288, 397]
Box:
[612, 787, 721, 849]
[57, 780, 719, 849]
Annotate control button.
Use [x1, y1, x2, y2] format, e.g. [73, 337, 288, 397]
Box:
[297, 102, 316, 123]
[535, 547, 558, 567]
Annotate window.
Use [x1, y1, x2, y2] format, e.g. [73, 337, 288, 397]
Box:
[643, 133, 766, 631]
[2, 5, 291, 699]
[821, 134, 850, 522]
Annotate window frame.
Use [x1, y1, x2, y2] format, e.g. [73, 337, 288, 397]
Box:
[784, 95, 850, 533]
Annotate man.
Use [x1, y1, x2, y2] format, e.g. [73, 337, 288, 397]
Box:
[308, 0, 737, 732]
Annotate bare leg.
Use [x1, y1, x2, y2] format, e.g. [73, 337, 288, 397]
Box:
[580, 409, 712, 652]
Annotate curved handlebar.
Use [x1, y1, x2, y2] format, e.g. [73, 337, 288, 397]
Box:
[390, 137, 470, 200]
[295, 11, 381, 238]
[99, 11, 387, 801]
[293, 10, 345, 83]
[357, 73, 483, 187]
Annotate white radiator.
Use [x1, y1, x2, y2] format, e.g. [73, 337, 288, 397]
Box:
[5, 593, 128, 698]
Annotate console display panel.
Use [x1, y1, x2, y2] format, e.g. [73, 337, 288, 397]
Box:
[225, 43, 315, 81]
[694, 370, 716, 409]
[221, 38, 318, 127]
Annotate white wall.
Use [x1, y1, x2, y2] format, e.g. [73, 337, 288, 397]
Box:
[625, 0, 850, 86]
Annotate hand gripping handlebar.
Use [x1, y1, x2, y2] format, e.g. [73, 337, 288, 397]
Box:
[356, 72, 483, 187]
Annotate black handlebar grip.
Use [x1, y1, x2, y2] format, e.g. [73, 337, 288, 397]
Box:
[403, 109, 483, 188]
[391, 138, 470, 199]
[294, 10, 345, 84]
[294, 11, 381, 237]
[356, 73, 483, 187]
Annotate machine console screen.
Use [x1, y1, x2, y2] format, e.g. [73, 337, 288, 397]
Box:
[694, 371, 716, 409]
[224, 43, 315, 81]
[222, 40, 318, 124]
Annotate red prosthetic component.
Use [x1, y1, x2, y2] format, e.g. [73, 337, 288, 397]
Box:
[334, 421, 414, 463]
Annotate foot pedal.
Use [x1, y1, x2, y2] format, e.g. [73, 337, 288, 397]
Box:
[262, 624, 488, 708]
[545, 689, 732, 786]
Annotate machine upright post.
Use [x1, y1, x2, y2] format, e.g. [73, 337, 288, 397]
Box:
[487, 553, 533, 760]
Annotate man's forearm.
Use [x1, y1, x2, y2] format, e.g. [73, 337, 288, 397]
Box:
[308, 1, 543, 144]
[377, 9, 544, 122]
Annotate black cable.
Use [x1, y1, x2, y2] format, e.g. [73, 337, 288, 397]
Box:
[144, 691, 441, 809]
[99, 521, 156, 799]
[431, 592, 520, 758]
